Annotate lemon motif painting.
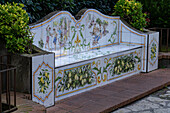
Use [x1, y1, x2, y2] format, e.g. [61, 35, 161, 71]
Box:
[150, 42, 157, 60]
[38, 69, 51, 94]
[110, 53, 141, 76]
[57, 64, 95, 92]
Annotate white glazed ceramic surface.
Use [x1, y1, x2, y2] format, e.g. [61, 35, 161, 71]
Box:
[32, 53, 54, 107]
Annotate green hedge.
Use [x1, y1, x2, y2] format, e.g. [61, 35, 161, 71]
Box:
[0, 0, 118, 24]
[1, 0, 168, 27]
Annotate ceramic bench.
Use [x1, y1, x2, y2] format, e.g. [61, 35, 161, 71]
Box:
[29, 9, 159, 107]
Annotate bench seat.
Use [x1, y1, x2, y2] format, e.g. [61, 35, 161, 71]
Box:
[55, 44, 142, 68]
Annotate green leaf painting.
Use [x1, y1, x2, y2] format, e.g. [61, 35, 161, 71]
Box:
[38, 39, 44, 48]
[108, 21, 117, 44]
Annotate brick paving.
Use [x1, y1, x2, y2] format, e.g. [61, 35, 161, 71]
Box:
[4, 68, 170, 113]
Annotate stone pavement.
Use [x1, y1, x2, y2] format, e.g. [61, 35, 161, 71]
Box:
[112, 87, 170, 113]
[3, 68, 170, 113]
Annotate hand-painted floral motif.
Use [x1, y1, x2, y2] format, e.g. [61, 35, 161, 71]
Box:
[38, 69, 51, 94]
[150, 42, 157, 60]
[108, 21, 117, 44]
[57, 64, 95, 92]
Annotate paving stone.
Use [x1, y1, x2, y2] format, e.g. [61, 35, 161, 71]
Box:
[154, 108, 170, 113]
[164, 93, 170, 96]
[165, 94, 170, 97]
[112, 108, 132, 113]
[159, 94, 168, 98]
[159, 102, 167, 107]
[138, 111, 153, 113]
[126, 100, 161, 112]
[166, 91, 170, 94]
[146, 96, 168, 102]
[167, 103, 170, 107]
[159, 94, 170, 98]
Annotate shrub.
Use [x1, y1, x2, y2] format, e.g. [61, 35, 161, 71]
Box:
[112, 0, 148, 31]
[0, 2, 33, 53]
[0, 0, 118, 24]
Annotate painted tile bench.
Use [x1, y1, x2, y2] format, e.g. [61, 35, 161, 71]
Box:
[29, 9, 159, 107]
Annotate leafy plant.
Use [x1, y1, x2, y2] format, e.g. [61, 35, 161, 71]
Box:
[0, 2, 33, 53]
[0, 0, 118, 24]
[112, 0, 148, 31]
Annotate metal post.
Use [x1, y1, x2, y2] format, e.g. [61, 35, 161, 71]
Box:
[0, 72, 2, 113]
[8, 69, 10, 109]
[167, 29, 169, 52]
[160, 29, 162, 52]
[7, 55, 10, 64]
[6, 66, 8, 105]
[14, 69, 16, 106]
[0, 56, 2, 64]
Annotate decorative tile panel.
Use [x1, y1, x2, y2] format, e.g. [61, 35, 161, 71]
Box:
[32, 53, 55, 107]
[147, 32, 159, 72]
[55, 60, 97, 101]
[103, 48, 142, 84]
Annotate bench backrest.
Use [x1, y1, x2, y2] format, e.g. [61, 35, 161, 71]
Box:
[29, 9, 119, 57]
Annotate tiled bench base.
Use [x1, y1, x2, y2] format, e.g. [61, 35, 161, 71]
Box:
[55, 45, 142, 101]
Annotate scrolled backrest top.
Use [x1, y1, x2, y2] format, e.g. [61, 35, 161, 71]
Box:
[30, 9, 120, 57]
